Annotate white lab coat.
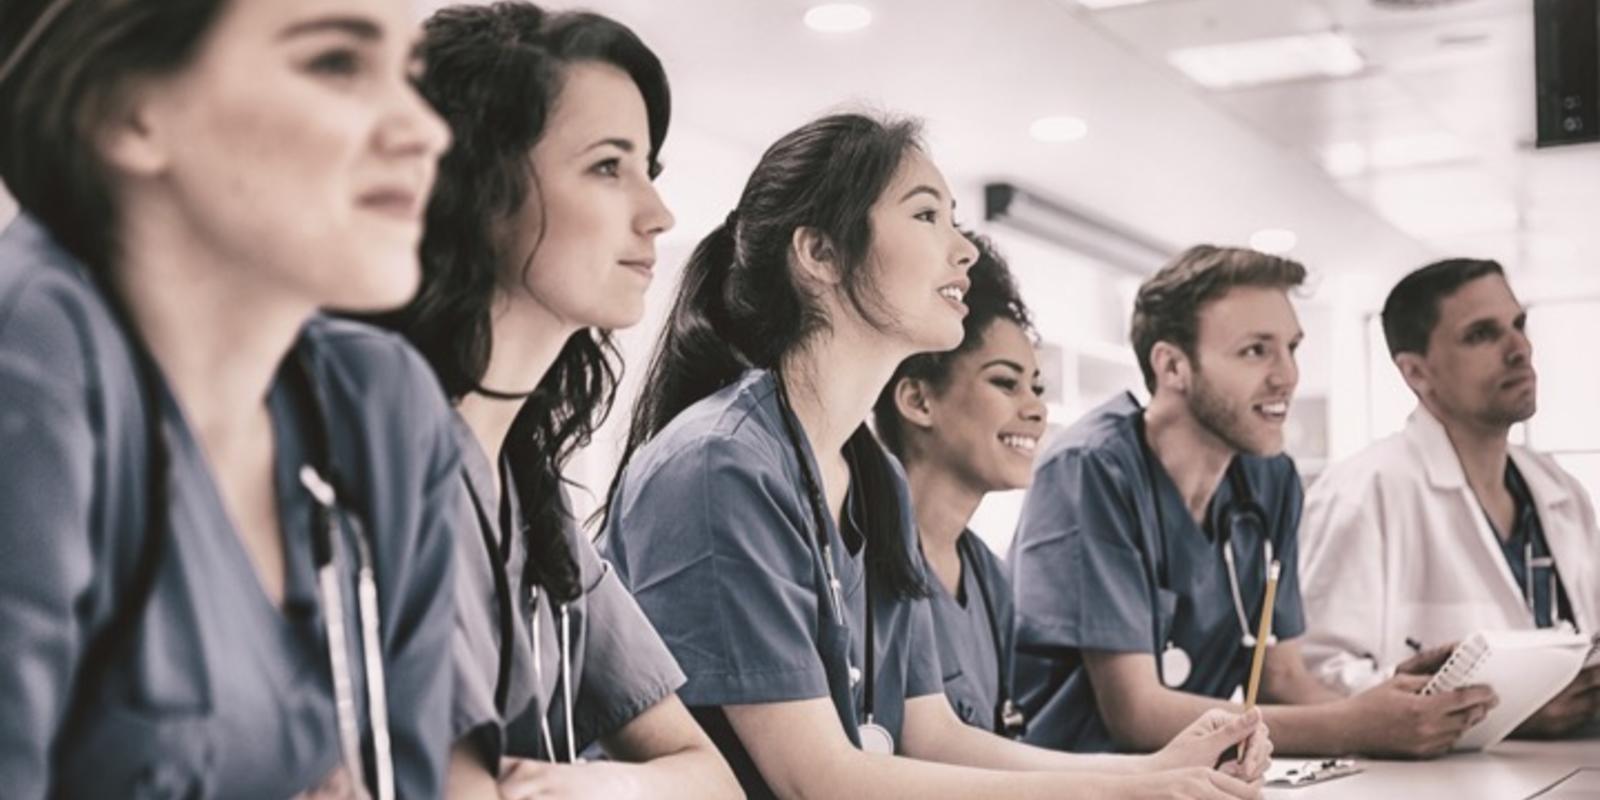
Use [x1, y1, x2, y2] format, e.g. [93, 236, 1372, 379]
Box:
[1298, 406, 1600, 694]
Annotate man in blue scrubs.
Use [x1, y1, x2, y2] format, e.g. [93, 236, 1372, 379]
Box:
[1009, 245, 1499, 758]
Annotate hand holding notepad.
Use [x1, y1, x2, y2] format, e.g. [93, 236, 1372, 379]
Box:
[1417, 628, 1596, 750]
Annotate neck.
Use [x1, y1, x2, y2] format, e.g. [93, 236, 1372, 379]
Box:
[904, 455, 982, 594]
[455, 298, 576, 472]
[1143, 391, 1236, 523]
[777, 322, 904, 464]
[1431, 405, 1511, 501]
[115, 204, 309, 453]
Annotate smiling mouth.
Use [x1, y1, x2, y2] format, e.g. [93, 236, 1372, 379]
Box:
[1253, 401, 1289, 422]
[999, 433, 1038, 454]
[357, 189, 421, 221]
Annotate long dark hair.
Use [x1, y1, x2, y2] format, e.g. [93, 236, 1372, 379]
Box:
[606, 112, 929, 599]
[375, 2, 669, 602]
[873, 232, 1035, 459]
[0, 0, 227, 273]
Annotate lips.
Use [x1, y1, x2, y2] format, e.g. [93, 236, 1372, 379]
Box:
[938, 280, 970, 313]
[1252, 400, 1290, 422]
[357, 187, 422, 221]
[999, 433, 1039, 454]
[620, 257, 656, 276]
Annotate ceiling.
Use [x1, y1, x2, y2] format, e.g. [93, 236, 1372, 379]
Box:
[442, 0, 1592, 299]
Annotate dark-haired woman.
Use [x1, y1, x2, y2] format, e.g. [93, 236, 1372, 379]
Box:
[602, 111, 1272, 799]
[373, 4, 738, 798]
[871, 233, 1043, 738]
[0, 0, 458, 797]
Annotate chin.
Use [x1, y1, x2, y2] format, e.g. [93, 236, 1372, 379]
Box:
[332, 257, 422, 312]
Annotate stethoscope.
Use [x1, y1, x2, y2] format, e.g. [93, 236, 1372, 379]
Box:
[88, 256, 391, 795]
[1134, 413, 1274, 690]
[960, 538, 1026, 739]
[774, 377, 896, 755]
[460, 472, 581, 764]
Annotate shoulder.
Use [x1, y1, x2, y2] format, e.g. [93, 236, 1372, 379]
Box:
[622, 370, 794, 493]
[1034, 399, 1143, 488]
[0, 216, 128, 399]
[302, 316, 446, 407]
[1305, 430, 1415, 502]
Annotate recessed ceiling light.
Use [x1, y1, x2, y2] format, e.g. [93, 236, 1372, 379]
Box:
[1030, 115, 1090, 143]
[1250, 228, 1298, 254]
[804, 4, 872, 33]
[1168, 33, 1364, 90]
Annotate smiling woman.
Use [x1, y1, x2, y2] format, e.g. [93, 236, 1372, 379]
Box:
[872, 232, 1045, 738]
[0, 0, 460, 797]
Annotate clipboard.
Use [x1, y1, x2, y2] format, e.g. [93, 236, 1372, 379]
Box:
[1264, 758, 1363, 788]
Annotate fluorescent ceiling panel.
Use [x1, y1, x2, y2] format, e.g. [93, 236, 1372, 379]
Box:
[1168, 33, 1365, 90]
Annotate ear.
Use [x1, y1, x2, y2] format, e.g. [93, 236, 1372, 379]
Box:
[789, 225, 842, 288]
[1148, 340, 1192, 395]
[94, 78, 174, 177]
[1393, 352, 1431, 399]
[892, 377, 937, 430]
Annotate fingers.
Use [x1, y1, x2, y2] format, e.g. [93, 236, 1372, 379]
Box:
[1389, 673, 1432, 693]
[1207, 768, 1261, 799]
[1438, 684, 1498, 715]
[1399, 643, 1458, 675]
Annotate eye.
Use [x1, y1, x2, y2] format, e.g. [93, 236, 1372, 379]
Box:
[306, 47, 363, 78]
[1032, 383, 1046, 397]
[1241, 343, 1267, 358]
[648, 160, 664, 181]
[591, 158, 621, 178]
[914, 209, 938, 223]
[990, 376, 1018, 392]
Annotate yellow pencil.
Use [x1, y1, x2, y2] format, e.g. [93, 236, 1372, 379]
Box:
[1243, 561, 1282, 709]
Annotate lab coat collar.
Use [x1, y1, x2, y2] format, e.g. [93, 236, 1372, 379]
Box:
[1406, 405, 1575, 508]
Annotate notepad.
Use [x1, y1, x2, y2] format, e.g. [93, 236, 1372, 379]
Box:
[1418, 628, 1593, 751]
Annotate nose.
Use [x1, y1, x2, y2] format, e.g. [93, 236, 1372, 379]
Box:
[952, 229, 979, 271]
[377, 77, 452, 161]
[1505, 326, 1533, 366]
[1267, 349, 1299, 394]
[1019, 390, 1047, 424]
[635, 174, 675, 238]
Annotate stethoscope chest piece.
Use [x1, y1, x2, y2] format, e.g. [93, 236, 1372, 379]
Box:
[1161, 641, 1192, 688]
[858, 720, 895, 755]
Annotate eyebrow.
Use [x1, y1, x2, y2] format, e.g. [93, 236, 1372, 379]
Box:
[982, 358, 1038, 375]
[580, 137, 637, 155]
[279, 16, 382, 41]
[899, 184, 946, 205]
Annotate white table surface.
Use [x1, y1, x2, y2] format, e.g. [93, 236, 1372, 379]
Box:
[1264, 726, 1600, 800]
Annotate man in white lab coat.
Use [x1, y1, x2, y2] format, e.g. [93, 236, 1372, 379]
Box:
[1300, 258, 1600, 737]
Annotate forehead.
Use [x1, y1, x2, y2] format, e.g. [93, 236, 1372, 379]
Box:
[956, 318, 1037, 370]
[539, 61, 649, 149]
[1195, 285, 1300, 344]
[1434, 273, 1519, 329]
[877, 147, 948, 205]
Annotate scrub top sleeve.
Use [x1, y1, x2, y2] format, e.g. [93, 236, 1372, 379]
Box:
[615, 434, 831, 708]
[1011, 450, 1153, 656]
[905, 593, 946, 699]
[567, 527, 686, 746]
[1268, 461, 1307, 640]
[370, 353, 461, 799]
[0, 338, 95, 799]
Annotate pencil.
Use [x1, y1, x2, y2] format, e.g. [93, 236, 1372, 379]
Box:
[1244, 560, 1281, 709]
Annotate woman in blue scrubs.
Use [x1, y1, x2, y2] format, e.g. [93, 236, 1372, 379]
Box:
[0, 0, 457, 797]
[373, 4, 738, 798]
[602, 111, 1271, 799]
[871, 233, 1041, 737]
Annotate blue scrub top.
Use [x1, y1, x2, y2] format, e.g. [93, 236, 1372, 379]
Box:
[928, 531, 1015, 732]
[1007, 392, 1306, 753]
[0, 215, 460, 798]
[603, 369, 944, 797]
[450, 415, 686, 766]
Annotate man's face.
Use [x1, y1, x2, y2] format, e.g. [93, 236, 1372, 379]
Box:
[1184, 286, 1304, 456]
[1407, 273, 1536, 430]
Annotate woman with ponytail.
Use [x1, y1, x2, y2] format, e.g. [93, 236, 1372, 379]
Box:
[602, 111, 1273, 799]
[373, 3, 736, 798]
[0, 0, 457, 796]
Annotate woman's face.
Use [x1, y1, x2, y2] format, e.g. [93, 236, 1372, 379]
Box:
[110, 0, 450, 311]
[502, 60, 674, 332]
[863, 148, 979, 353]
[917, 319, 1047, 492]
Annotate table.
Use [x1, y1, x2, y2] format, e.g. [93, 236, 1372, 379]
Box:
[1265, 728, 1600, 799]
